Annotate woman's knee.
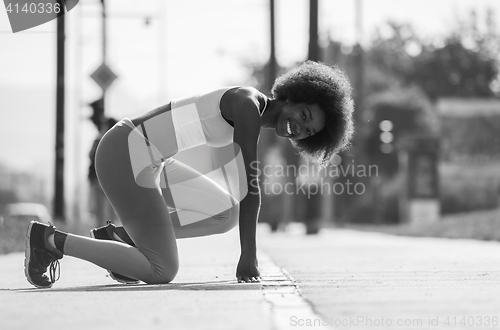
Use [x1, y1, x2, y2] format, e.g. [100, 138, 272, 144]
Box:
[143, 259, 179, 284]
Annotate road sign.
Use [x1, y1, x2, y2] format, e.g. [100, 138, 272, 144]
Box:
[90, 63, 117, 91]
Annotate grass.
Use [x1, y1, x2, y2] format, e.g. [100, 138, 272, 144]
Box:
[3, 207, 499, 255]
[439, 161, 500, 214]
[344, 207, 500, 241]
[0, 220, 30, 254]
[0, 219, 90, 255]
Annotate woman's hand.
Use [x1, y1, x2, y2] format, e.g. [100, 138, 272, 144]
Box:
[236, 254, 261, 283]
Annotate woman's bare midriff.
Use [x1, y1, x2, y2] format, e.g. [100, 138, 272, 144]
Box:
[130, 103, 172, 127]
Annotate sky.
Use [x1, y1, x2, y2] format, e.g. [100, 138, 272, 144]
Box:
[1, 0, 499, 217]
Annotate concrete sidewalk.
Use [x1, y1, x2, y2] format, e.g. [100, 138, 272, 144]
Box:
[258, 224, 500, 330]
[0, 228, 277, 330]
[3, 223, 500, 330]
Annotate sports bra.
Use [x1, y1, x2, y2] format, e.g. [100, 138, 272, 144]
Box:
[123, 87, 270, 183]
[126, 86, 269, 151]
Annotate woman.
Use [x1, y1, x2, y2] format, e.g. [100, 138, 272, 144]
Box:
[24, 61, 354, 288]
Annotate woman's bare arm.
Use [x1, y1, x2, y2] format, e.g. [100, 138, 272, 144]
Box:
[229, 87, 262, 282]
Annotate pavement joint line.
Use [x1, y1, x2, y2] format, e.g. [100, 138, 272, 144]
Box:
[258, 251, 335, 329]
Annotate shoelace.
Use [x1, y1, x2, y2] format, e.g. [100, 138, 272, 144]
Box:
[48, 256, 61, 284]
[46, 222, 61, 284]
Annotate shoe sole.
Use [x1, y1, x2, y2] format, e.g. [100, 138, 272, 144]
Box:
[24, 221, 52, 289]
[89, 229, 140, 285]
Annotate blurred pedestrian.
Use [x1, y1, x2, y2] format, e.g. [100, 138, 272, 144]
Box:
[89, 117, 118, 227]
[24, 61, 354, 288]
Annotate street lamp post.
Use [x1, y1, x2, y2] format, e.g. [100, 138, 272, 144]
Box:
[54, 0, 65, 221]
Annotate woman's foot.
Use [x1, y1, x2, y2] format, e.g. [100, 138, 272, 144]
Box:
[91, 221, 135, 246]
[90, 222, 140, 284]
[24, 221, 63, 288]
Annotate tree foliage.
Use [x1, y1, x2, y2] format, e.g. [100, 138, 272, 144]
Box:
[367, 9, 500, 99]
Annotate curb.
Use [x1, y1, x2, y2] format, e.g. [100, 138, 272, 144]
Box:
[259, 251, 334, 329]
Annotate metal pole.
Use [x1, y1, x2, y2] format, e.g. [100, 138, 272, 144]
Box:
[73, 0, 84, 223]
[354, 0, 364, 124]
[158, 0, 167, 103]
[305, 0, 322, 234]
[101, 0, 107, 116]
[101, 0, 107, 64]
[356, 0, 363, 45]
[308, 0, 319, 61]
[54, 0, 65, 221]
[268, 0, 277, 92]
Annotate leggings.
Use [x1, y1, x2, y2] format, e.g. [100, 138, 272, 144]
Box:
[62, 119, 239, 284]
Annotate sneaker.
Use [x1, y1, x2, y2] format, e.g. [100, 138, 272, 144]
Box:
[90, 222, 140, 284]
[24, 221, 63, 288]
[91, 221, 136, 246]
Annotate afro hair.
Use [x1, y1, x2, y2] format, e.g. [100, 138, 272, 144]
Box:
[271, 61, 354, 168]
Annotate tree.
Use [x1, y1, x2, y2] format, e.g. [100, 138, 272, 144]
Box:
[367, 9, 500, 100]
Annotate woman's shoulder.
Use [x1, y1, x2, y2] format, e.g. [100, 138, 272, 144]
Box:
[227, 86, 260, 99]
[221, 87, 264, 127]
[225, 86, 265, 109]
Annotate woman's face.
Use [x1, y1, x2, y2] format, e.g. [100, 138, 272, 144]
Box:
[275, 102, 326, 141]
